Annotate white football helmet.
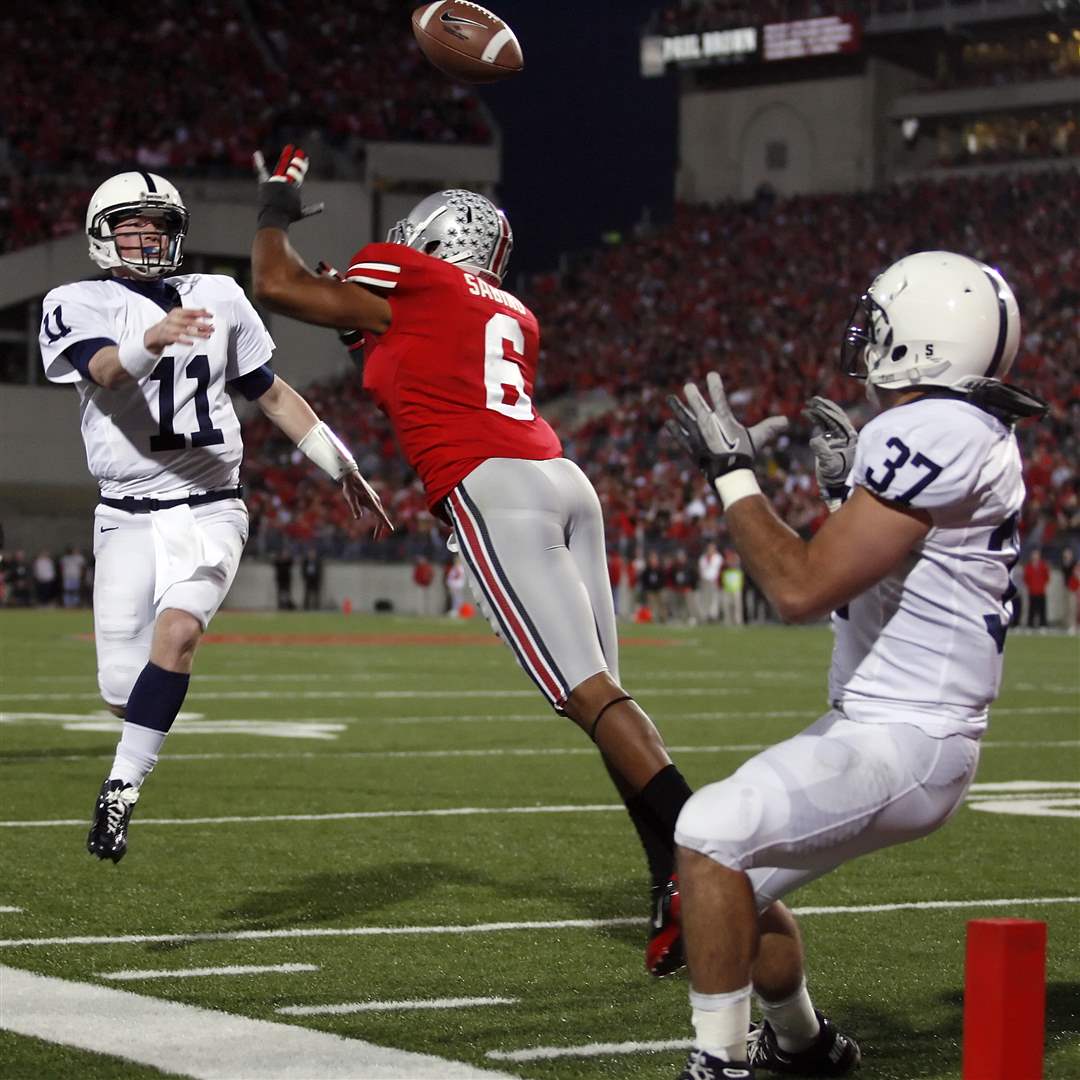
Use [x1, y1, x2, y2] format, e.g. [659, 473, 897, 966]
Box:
[387, 189, 512, 283]
[842, 251, 1021, 391]
[86, 171, 189, 278]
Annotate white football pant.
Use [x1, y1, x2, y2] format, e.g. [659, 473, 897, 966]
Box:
[675, 709, 980, 909]
[92, 499, 248, 707]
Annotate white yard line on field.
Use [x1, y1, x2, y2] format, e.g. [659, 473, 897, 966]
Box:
[278, 996, 519, 1017]
[488, 1038, 693, 1062]
[0, 898, 1075, 951]
[0, 687, 755, 702]
[0, 966, 514, 1079]
[97, 963, 318, 981]
[0, 906, 23, 913]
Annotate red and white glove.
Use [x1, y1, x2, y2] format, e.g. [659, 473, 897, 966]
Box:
[254, 145, 324, 229]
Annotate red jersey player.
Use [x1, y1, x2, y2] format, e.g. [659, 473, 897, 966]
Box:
[252, 146, 692, 976]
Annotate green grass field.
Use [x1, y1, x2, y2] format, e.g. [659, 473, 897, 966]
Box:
[1, 609, 1077, 1079]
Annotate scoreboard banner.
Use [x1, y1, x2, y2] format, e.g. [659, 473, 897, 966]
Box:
[641, 14, 862, 77]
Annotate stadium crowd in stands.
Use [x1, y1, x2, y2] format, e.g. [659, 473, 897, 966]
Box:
[0, 0, 492, 252]
[238, 170, 1080, 595]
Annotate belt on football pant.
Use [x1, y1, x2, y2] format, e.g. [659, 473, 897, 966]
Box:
[98, 486, 243, 514]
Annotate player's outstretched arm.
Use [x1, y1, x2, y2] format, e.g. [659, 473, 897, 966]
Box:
[251, 146, 390, 335]
[88, 308, 214, 388]
[255, 374, 393, 537]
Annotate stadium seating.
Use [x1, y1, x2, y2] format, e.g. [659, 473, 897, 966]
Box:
[0, 0, 492, 253]
[238, 169, 1080, 564]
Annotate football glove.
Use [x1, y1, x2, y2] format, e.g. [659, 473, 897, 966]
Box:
[254, 145, 324, 231]
[667, 372, 788, 483]
[802, 396, 857, 510]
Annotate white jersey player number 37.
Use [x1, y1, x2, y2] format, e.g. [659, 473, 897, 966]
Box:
[484, 312, 533, 420]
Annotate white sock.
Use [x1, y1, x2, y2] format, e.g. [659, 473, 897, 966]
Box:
[758, 978, 820, 1052]
[690, 983, 753, 1061]
[109, 722, 165, 786]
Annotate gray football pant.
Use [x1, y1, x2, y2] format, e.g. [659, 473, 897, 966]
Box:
[445, 457, 619, 708]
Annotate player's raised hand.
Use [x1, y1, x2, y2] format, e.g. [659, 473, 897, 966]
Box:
[667, 371, 788, 483]
[803, 396, 857, 506]
[254, 145, 324, 231]
[341, 469, 394, 539]
[143, 308, 214, 353]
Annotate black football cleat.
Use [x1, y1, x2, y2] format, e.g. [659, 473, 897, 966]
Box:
[747, 1011, 860, 1075]
[646, 875, 685, 977]
[87, 779, 139, 863]
[678, 1048, 755, 1079]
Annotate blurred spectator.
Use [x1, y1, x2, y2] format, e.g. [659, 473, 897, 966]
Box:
[59, 546, 86, 608]
[1023, 548, 1050, 628]
[31, 549, 56, 606]
[698, 542, 723, 623]
[301, 548, 323, 610]
[274, 552, 295, 611]
[608, 549, 627, 617]
[5, 550, 32, 606]
[641, 551, 665, 621]
[671, 549, 700, 624]
[446, 556, 467, 617]
[721, 550, 744, 626]
[1061, 547, 1079, 634]
[413, 555, 439, 615]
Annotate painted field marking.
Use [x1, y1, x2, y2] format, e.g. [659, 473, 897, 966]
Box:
[97, 963, 318, 981]
[61, 720, 347, 740]
[1, 898, 1075, 951]
[0, 906, 23, 913]
[488, 1037, 693, 1062]
[0, 686, 756, 702]
[967, 780, 1080, 819]
[278, 996, 519, 1017]
[0, 965, 514, 1079]
[0, 803, 624, 830]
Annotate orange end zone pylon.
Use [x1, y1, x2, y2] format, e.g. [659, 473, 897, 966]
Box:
[962, 918, 1047, 1079]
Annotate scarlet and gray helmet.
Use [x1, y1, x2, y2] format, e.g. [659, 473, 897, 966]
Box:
[86, 171, 189, 279]
[387, 189, 512, 283]
[842, 251, 1021, 391]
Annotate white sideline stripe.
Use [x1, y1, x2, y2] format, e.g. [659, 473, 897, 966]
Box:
[0, 802, 623, 830]
[278, 996, 519, 1017]
[0, 965, 513, 1079]
[2, 899, 1076, 951]
[968, 780, 1080, 792]
[97, 963, 318, 981]
[0, 906, 23, 913]
[0, 917, 643, 949]
[488, 1038, 692, 1062]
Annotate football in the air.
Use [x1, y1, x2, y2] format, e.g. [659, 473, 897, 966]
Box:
[411, 2, 523, 84]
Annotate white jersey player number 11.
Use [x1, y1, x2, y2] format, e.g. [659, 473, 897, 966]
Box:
[484, 312, 533, 421]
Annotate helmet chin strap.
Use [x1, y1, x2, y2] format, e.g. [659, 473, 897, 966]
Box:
[865, 382, 882, 411]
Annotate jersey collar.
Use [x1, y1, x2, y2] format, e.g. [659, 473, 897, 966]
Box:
[113, 276, 181, 314]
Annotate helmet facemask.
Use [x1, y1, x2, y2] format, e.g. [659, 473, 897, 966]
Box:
[841, 292, 892, 381]
[89, 204, 188, 279]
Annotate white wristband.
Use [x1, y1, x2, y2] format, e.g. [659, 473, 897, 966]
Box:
[712, 469, 761, 511]
[297, 421, 359, 481]
[117, 338, 160, 381]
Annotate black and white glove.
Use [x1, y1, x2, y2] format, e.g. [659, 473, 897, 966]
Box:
[667, 372, 788, 510]
[254, 145, 324, 231]
[802, 396, 857, 511]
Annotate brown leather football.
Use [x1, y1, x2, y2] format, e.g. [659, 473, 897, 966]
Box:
[411, 2, 523, 84]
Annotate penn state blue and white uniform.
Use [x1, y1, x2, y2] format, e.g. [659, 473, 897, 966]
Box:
[39, 275, 273, 706]
[676, 396, 1024, 908]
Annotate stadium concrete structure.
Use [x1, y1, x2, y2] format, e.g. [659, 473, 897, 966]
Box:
[1, 0, 1077, 614]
